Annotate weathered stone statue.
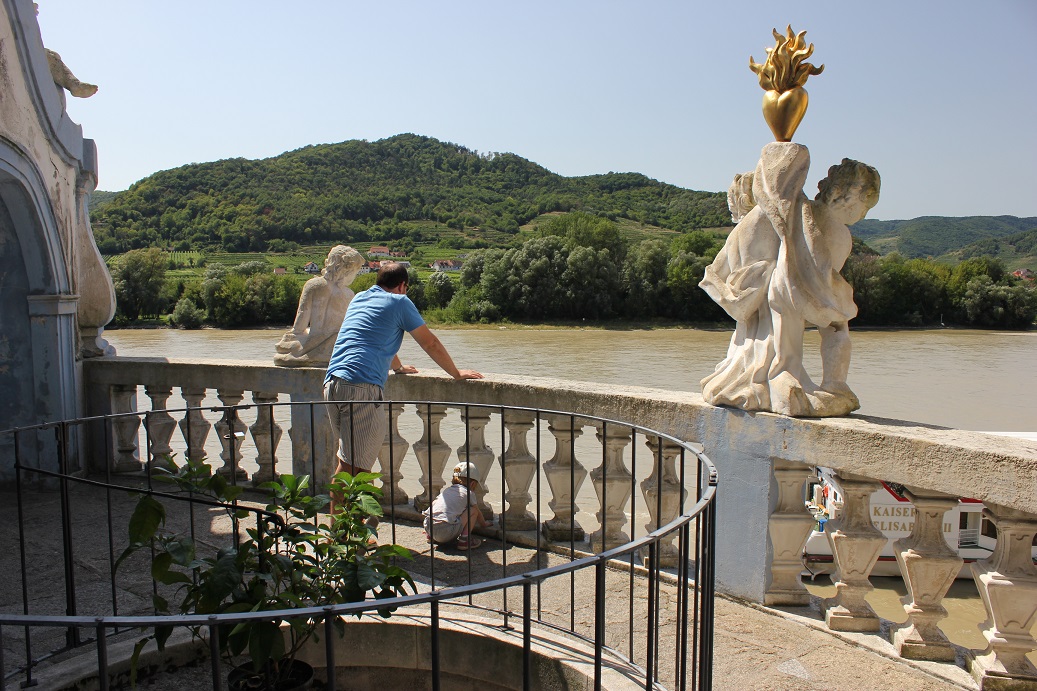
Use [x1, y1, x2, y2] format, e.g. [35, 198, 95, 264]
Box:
[274, 245, 364, 367]
[699, 27, 879, 417]
[34, 4, 97, 98]
[700, 145, 879, 416]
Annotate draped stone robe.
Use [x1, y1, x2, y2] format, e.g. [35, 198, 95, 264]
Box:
[699, 142, 859, 417]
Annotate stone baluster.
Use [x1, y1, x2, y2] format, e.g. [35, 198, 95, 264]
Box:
[822, 472, 886, 632]
[589, 423, 633, 551]
[143, 386, 177, 466]
[214, 389, 247, 481]
[412, 405, 450, 513]
[765, 459, 816, 605]
[109, 384, 142, 473]
[249, 392, 282, 485]
[499, 410, 538, 531]
[542, 414, 587, 541]
[456, 407, 496, 521]
[967, 505, 1037, 688]
[891, 489, 962, 661]
[178, 387, 211, 463]
[641, 436, 686, 567]
[377, 403, 411, 507]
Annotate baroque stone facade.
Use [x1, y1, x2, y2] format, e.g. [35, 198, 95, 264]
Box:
[0, 0, 115, 480]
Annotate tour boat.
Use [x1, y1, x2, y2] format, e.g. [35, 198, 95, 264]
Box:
[801, 466, 1037, 579]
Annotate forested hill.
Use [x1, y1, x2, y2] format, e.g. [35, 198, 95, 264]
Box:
[946, 228, 1037, 268]
[90, 133, 730, 254]
[849, 215, 1037, 259]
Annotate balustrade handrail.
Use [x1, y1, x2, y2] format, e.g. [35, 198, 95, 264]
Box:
[44, 355, 1037, 689]
[1, 400, 718, 691]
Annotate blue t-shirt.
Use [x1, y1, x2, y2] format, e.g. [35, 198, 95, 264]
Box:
[325, 286, 425, 388]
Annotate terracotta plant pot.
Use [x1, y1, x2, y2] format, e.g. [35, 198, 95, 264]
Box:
[762, 86, 809, 142]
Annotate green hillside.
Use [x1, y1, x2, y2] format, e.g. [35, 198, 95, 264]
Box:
[849, 216, 1037, 259]
[940, 228, 1037, 271]
[90, 134, 729, 255]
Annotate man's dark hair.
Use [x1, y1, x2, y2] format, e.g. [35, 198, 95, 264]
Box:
[376, 262, 409, 290]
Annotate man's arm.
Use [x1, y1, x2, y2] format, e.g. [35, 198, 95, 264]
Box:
[408, 325, 483, 380]
[390, 353, 418, 375]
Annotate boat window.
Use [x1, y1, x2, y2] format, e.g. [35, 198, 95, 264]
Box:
[981, 517, 997, 539]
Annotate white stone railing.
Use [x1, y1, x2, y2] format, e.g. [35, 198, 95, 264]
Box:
[82, 356, 1037, 689]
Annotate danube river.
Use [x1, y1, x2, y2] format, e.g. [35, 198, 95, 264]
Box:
[105, 326, 1036, 433]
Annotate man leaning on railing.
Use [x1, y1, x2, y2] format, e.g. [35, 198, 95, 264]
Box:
[323, 262, 483, 494]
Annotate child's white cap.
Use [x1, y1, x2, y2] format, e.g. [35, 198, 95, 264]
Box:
[452, 461, 481, 484]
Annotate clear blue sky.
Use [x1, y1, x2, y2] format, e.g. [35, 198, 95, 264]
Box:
[35, 0, 1036, 221]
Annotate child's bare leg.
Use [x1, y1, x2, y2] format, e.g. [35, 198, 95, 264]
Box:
[819, 322, 853, 394]
[460, 508, 486, 537]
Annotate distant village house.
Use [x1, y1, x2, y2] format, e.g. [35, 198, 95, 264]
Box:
[368, 246, 408, 258]
[303, 261, 321, 274]
[431, 259, 464, 272]
[1012, 268, 1034, 281]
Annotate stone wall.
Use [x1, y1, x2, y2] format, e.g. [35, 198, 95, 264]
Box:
[0, 0, 114, 453]
[81, 358, 1037, 602]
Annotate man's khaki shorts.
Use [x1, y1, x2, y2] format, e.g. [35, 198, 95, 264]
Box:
[323, 378, 387, 472]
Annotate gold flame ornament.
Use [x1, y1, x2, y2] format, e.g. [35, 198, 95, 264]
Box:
[749, 26, 824, 142]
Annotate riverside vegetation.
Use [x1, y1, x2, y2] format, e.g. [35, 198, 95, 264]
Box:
[95, 134, 1037, 330]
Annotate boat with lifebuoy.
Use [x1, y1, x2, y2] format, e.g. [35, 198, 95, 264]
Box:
[801, 466, 1037, 579]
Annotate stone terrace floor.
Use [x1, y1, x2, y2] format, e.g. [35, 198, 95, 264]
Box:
[1, 481, 978, 690]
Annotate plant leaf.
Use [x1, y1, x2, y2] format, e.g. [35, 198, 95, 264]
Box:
[127, 494, 165, 544]
[165, 537, 196, 567]
[358, 494, 382, 516]
[130, 636, 151, 687]
[155, 625, 174, 650]
[248, 620, 285, 670]
[356, 562, 387, 591]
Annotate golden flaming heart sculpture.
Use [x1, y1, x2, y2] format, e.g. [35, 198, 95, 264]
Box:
[749, 26, 824, 142]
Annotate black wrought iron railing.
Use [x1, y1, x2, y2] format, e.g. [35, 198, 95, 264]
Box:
[0, 401, 717, 690]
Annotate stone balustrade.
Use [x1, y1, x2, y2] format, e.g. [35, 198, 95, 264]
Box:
[81, 356, 1037, 689]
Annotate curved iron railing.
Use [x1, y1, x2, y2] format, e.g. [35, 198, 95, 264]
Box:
[0, 401, 718, 690]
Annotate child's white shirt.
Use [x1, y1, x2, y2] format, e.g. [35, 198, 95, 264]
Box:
[429, 483, 476, 525]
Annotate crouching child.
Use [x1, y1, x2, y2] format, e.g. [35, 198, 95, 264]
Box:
[424, 461, 488, 550]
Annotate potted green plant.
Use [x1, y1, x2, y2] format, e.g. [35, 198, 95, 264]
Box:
[118, 455, 414, 690]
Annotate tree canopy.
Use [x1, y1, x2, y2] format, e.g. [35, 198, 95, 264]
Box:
[91, 134, 729, 254]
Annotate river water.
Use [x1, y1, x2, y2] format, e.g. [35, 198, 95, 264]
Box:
[105, 326, 1037, 433]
